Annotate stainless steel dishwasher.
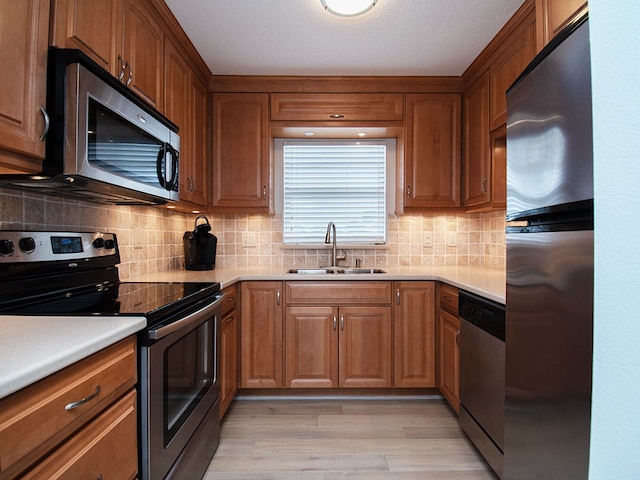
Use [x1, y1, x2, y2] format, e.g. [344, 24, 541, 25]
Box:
[458, 291, 506, 479]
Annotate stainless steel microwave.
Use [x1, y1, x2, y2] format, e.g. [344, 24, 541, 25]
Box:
[0, 48, 180, 205]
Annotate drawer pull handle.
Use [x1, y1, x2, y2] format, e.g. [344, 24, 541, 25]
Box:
[444, 295, 454, 303]
[333, 315, 337, 331]
[340, 314, 345, 331]
[65, 385, 101, 411]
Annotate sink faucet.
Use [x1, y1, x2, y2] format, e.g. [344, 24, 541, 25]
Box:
[324, 222, 337, 267]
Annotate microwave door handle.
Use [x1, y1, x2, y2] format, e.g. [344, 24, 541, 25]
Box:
[156, 143, 168, 189]
[166, 144, 179, 191]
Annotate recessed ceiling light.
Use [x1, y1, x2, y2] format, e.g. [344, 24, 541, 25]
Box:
[304, 131, 315, 136]
[321, 0, 378, 17]
[357, 132, 367, 137]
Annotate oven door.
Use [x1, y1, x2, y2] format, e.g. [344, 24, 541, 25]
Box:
[140, 292, 223, 480]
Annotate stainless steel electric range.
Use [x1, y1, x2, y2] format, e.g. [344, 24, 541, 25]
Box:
[0, 230, 223, 480]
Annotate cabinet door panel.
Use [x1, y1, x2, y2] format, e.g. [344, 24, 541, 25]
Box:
[122, 0, 163, 110]
[22, 391, 137, 480]
[220, 308, 238, 418]
[339, 306, 392, 388]
[439, 309, 460, 411]
[404, 94, 461, 209]
[0, 0, 48, 168]
[240, 282, 283, 388]
[536, 0, 588, 50]
[212, 93, 270, 210]
[490, 23, 536, 130]
[285, 306, 338, 388]
[463, 71, 490, 208]
[50, 0, 122, 75]
[394, 282, 436, 388]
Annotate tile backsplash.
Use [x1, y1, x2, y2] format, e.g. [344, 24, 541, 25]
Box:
[0, 188, 505, 279]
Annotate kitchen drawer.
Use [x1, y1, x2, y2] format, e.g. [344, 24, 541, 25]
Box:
[22, 390, 137, 480]
[285, 281, 392, 305]
[270, 93, 404, 122]
[439, 283, 459, 316]
[0, 337, 136, 478]
[221, 284, 238, 316]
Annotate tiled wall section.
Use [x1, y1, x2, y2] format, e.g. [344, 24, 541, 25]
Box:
[0, 188, 506, 279]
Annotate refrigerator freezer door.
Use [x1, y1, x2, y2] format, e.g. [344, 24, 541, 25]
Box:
[504, 229, 593, 479]
[506, 20, 592, 220]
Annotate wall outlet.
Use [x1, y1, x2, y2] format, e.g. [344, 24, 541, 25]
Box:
[423, 234, 433, 248]
[242, 232, 256, 248]
[447, 234, 457, 247]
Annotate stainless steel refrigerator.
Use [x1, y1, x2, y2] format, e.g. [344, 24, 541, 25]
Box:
[504, 15, 593, 480]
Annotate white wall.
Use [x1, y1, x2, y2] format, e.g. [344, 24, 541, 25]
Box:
[590, 1, 640, 477]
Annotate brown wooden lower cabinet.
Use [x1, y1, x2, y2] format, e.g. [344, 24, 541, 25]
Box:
[394, 281, 436, 387]
[219, 284, 238, 418]
[285, 305, 392, 388]
[0, 337, 137, 480]
[240, 281, 283, 388]
[438, 283, 460, 411]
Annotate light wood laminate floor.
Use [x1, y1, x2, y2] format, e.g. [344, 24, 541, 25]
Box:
[204, 397, 498, 480]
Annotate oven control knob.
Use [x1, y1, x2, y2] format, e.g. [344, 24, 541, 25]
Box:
[92, 237, 105, 249]
[104, 239, 116, 250]
[18, 237, 36, 254]
[0, 239, 15, 257]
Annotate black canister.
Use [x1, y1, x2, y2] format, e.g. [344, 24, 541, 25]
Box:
[183, 215, 217, 270]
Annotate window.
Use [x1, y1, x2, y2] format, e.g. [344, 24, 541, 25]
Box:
[282, 140, 387, 245]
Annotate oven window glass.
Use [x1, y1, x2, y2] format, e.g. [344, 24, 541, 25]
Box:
[87, 98, 166, 187]
[163, 319, 213, 445]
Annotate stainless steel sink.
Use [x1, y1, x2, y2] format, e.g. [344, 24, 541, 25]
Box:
[286, 268, 337, 274]
[339, 268, 386, 274]
[286, 268, 386, 275]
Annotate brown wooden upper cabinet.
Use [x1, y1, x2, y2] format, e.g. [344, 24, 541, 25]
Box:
[212, 93, 271, 212]
[403, 94, 461, 210]
[0, 0, 49, 174]
[51, 0, 165, 111]
[489, 22, 536, 131]
[270, 93, 404, 122]
[536, 0, 588, 51]
[463, 71, 491, 209]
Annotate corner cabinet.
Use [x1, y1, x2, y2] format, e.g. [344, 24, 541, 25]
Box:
[394, 281, 436, 388]
[284, 282, 393, 388]
[403, 94, 461, 210]
[212, 93, 271, 212]
[0, 337, 138, 479]
[240, 281, 283, 388]
[438, 284, 460, 411]
[0, 0, 49, 173]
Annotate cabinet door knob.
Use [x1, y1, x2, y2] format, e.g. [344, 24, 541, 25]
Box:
[262, 186, 267, 199]
[340, 314, 345, 331]
[481, 177, 488, 193]
[333, 315, 337, 331]
[124, 61, 132, 86]
[406, 185, 411, 198]
[276, 290, 281, 306]
[396, 288, 401, 305]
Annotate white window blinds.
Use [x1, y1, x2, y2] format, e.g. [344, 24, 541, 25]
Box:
[283, 140, 387, 245]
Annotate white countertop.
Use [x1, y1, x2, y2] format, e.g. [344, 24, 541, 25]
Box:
[0, 315, 146, 400]
[130, 265, 506, 304]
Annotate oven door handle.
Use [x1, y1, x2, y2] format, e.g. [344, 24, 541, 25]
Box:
[148, 292, 224, 341]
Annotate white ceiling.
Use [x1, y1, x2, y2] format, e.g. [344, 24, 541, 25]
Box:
[165, 0, 526, 76]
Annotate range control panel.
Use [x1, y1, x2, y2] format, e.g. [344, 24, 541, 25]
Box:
[0, 231, 118, 263]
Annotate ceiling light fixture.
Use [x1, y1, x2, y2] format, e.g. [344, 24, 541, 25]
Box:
[321, 0, 378, 17]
